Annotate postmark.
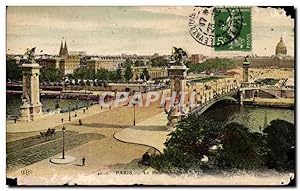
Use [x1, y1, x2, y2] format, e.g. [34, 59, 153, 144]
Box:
[188, 7, 251, 51]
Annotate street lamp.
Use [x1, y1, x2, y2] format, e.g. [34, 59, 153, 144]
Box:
[68, 101, 71, 121]
[85, 84, 89, 110]
[76, 98, 79, 110]
[133, 98, 139, 126]
[133, 101, 136, 126]
[62, 126, 66, 159]
[55, 98, 60, 109]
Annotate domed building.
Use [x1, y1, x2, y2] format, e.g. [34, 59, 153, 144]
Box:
[275, 36, 287, 58]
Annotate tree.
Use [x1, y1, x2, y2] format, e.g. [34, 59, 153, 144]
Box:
[73, 68, 95, 80]
[134, 59, 144, 67]
[142, 68, 150, 81]
[263, 119, 295, 171]
[122, 58, 133, 68]
[150, 114, 223, 173]
[96, 68, 109, 81]
[6, 58, 22, 81]
[40, 68, 63, 82]
[216, 122, 265, 170]
[150, 114, 267, 173]
[187, 57, 236, 73]
[124, 65, 133, 82]
[116, 68, 122, 82]
[150, 56, 169, 67]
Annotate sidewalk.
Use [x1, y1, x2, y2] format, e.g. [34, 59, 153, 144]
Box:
[113, 112, 170, 153]
[6, 103, 114, 133]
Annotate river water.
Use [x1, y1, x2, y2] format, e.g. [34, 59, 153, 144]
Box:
[6, 94, 91, 116]
[201, 101, 294, 131]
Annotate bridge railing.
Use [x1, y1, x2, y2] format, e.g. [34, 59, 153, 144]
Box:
[189, 89, 239, 114]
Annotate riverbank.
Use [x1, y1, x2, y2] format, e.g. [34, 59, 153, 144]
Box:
[242, 98, 294, 109]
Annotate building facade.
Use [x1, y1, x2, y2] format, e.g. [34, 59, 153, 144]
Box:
[132, 66, 168, 80]
[59, 54, 80, 75]
[86, 56, 125, 71]
[190, 54, 207, 64]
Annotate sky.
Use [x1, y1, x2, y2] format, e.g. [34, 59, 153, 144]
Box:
[6, 6, 294, 56]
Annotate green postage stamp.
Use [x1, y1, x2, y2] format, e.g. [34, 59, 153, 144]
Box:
[188, 7, 252, 51]
[214, 7, 252, 51]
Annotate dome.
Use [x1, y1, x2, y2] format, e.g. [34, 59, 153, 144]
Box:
[275, 36, 287, 57]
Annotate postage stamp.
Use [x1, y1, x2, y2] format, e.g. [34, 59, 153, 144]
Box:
[188, 7, 252, 51]
[214, 7, 252, 51]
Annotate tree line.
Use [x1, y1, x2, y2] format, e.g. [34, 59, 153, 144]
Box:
[150, 114, 295, 173]
[6, 56, 167, 83]
[187, 57, 237, 73]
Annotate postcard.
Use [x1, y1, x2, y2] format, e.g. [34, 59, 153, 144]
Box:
[6, 6, 295, 186]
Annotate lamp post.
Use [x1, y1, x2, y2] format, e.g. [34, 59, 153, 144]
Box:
[76, 98, 79, 110]
[62, 126, 66, 159]
[133, 101, 136, 126]
[133, 97, 139, 126]
[85, 84, 89, 110]
[68, 101, 71, 121]
[55, 98, 60, 109]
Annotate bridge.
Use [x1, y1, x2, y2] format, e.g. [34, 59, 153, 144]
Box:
[183, 78, 241, 116]
[190, 89, 239, 115]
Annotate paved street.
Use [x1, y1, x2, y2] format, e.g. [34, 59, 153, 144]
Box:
[6, 91, 168, 185]
[114, 112, 169, 153]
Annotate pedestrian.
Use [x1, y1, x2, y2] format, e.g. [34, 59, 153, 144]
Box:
[61, 118, 64, 123]
[14, 117, 17, 123]
[83, 109, 85, 113]
[82, 157, 86, 166]
[74, 113, 77, 117]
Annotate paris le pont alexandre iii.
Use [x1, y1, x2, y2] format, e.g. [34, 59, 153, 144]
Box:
[5, 6, 295, 186]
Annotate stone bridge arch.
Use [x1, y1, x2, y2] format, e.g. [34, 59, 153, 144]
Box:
[194, 96, 238, 115]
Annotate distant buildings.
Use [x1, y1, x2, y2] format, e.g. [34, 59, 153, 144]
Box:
[232, 36, 294, 68]
[190, 54, 207, 64]
[57, 40, 81, 75]
[58, 40, 68, 58]
[59, 54, 80, 75]
[86, 56, 126, 71]
[132, 66, 168, 81]
[275, 36, 287, 58]
[35, 57, 59, 69]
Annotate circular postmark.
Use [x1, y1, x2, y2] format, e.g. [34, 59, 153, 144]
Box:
[188, 7, 243, 47]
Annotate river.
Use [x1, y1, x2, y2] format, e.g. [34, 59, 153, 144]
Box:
[6, 94, 92, 116]
[201, 101, 294, 131]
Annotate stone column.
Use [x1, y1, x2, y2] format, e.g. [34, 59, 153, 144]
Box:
[166, 64, 188, 129]
[19, 59, 42, 122]
[243, 56, 250, 83]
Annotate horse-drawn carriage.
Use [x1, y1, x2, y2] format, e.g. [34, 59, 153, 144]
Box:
[40, 128, 56, 139]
